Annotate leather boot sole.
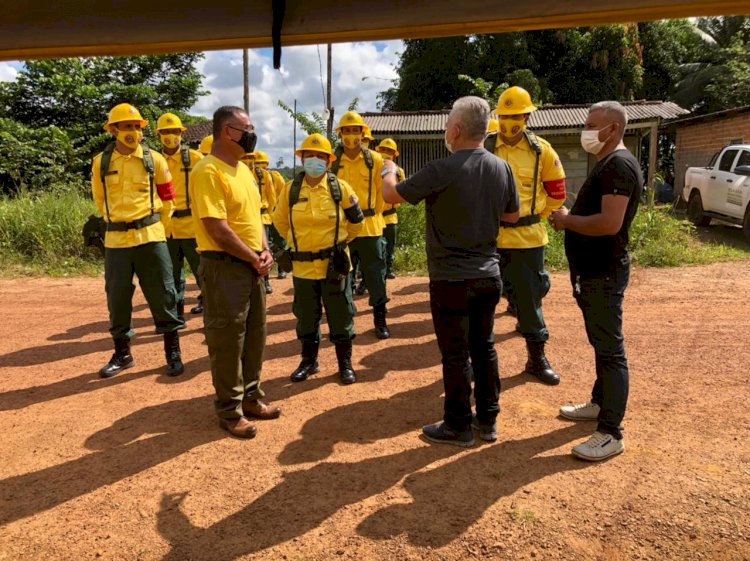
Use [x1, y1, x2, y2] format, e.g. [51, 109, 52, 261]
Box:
[99, 358, 134, 379]
[290, 363, 320, 382]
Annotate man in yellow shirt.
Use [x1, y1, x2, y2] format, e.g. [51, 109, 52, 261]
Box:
[376, 138, 404, 280]
[361, 125, 374, 149]
[156, 113, 204, 319]
[254, 150, 289, 279]
[332, 111, 391, 339]
[247, 150, 277, 294]
[190, 106, 281, 439]
[91, 103, 185, 379]
[273, 133, 364, 384]
[488, 86, 567, 386]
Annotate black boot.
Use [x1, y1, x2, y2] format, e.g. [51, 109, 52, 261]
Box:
[290, 338, 320, 382]
[99, 338, 134, 378]
[264, 276, 273, 294]
[164, 331, 185, 377]
[190, 294, 203, 314]
[335, 339, 356, 385]
[354, 280, 367, 296]
[524, 340, 560, 385]
[374, 304, 391, 340]
[176, 300, 185, 322]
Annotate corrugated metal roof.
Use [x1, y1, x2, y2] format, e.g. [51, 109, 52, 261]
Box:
[361, 101, 689, 134]
[183, 121, 213, 143]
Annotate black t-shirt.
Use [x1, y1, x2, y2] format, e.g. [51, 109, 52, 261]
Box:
[565, 149, 643, 276]
[397, 148, 519, 281]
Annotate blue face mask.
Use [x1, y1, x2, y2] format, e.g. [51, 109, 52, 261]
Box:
[303, 157, 328, 178]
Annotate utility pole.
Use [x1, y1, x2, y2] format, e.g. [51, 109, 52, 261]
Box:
[326, 43, 334, 141]
[243, 48, 250, 113]
[293, 99, 297, 174]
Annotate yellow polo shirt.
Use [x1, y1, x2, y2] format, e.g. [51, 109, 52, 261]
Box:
[273, 175, 363, 280]
[383, 166, 405, 226]
[92, 145, 174, 249]
[492, 134, 565, 249]
[253, 166, 277, 225]
[190, 155, 264, 253]
[162, 147, 204, 239]
[269, 169, 286, 198]
[336, 149, 385, 237]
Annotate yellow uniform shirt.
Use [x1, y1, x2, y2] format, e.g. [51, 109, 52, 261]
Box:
[493, 135, 566, 249]
[383, 165, 405, 226]
[162, 148, 204, 239]
[273, 175, 363, 280]
[92, 145, 174, 249]
[190, 155, 264, 253]
[269, 169, 286, 199]
[253, 166, 277, 225]
[336, 149, 385, 237]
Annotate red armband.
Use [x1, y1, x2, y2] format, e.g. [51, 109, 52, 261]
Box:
[543, 178, 566, 200]
[157, 181, 176, 201]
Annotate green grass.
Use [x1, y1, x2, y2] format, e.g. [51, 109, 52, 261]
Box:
[0, 191, 748, 278]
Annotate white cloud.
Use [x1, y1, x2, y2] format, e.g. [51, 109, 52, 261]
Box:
[192, 41, 402, 167]
[0, 61, 19, 82]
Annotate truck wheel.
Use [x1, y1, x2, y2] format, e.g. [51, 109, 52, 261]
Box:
[687, 191, 711, 227]
[743, 206, 750, 244]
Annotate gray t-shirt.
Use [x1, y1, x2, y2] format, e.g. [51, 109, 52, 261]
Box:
[397, 148, 519, 281]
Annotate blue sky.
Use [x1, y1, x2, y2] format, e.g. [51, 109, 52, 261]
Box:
[0, 40, 403, 167]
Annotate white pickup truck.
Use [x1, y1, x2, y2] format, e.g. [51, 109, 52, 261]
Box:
[683, 144, 750, 241]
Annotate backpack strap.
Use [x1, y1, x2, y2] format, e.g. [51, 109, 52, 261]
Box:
[362, 148, 374, 213]
[330, 146, 345, 175]
[100, 142, 117, 222]
[141, 144, 156, 215]
[180, 145, 192, 209]
[523, 130, 542, 218]
[326, 171, 343, 204]
[287, 171, 306, 251]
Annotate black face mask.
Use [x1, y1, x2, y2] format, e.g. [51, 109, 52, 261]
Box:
[234, 130, 257, 153]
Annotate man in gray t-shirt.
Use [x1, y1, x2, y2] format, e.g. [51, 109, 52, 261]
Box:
[382, 96, 519, 447]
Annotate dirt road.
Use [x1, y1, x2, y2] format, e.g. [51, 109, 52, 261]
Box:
[0, 263, 748, 561]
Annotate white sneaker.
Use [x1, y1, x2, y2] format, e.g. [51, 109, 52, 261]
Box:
[559, 401, 600, 421]
[572, 431, 624, 461]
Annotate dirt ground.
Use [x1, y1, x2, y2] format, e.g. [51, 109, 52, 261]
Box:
[0, 262, 749, 561]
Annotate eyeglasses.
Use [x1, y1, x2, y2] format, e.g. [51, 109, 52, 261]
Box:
[227, 124, 255, 134]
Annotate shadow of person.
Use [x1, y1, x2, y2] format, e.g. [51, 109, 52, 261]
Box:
[156, 444, 459, 561]
[0, 396, 220, 525]
[356, 423, 591, 547]
[392, 281, 429, 296]
[46, 317, 154, 342]
[383, 299, 431, 319]
[278, 380, 444, 465]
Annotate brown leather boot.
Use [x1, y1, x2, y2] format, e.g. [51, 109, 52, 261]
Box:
[219, 417, 257, 439]
[242, 399, 282, 420]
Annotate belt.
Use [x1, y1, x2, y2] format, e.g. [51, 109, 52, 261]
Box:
[382, 208, 397, 216]
[362, 208, 376, 217]
[106, 213, 161, 232]
[200, 250, 257, 273]
[501, 214, 540, 228]
[172, 209, 192, 218]
[260, 208, 269, 215]
[290, 243, 346, 262]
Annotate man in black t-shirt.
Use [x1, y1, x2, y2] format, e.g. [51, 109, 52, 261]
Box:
[382, 96, 520, 447]
[550, 101, 642, 461]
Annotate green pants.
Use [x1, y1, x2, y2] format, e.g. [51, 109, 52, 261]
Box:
[199, 255, 267, 420]
[104, 241, 184, 340]
[498, 246, 551, 343]
[383, 223, 397, 274]
[292, 275, 356, 342]
[267, 223, 287, 251]
[348, 235, 389, 307]
[167, 236, 201, 306]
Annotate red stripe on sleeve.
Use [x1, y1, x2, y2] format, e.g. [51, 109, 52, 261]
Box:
[157, 181, 176, 201]
[544, 178, 566, 200]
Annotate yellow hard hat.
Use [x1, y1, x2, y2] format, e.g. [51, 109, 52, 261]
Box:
[497, 86, 537, 116]
[199, 135, 213, 155]
[295, 133, 336, 161]
[252, 150, 270, 165]
[376, 137, 400, 158]
[487, 118, 499, 135]
[336, 111, 366, 132]
[156, 112, 187, 132]
[240, 152, 255, 162]
[362, 125, 374, 141]
[103, 103, 148, 130]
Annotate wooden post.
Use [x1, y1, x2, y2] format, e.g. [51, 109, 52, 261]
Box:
[243, 49, 250, 114]
[648, 120, 659, 207]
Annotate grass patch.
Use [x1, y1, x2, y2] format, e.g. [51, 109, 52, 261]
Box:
[509, 508, 538, 526]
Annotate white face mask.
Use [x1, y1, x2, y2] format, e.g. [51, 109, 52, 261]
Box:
[580, 124, 613, 155]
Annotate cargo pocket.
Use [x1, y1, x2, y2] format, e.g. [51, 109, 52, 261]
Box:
[539, 270, 551, 298]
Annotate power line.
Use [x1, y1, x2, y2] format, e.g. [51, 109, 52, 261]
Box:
[316, 44, 327, 114]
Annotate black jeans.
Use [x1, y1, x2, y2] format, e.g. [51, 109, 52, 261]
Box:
[571, 264, 630, 439]
[429, 276, 502, 432]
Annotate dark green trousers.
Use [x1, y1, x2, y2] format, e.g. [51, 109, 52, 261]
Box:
[383, 223, 397, 274]
[292, 275, 356, 342]
[167, 236, 201, 306]
[267, 223, 287, 250]
[498, 246, 551, 343]
[199, 255, 267, 420]
[348, 235, 389, 307]
[104, 242, 184, 340]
